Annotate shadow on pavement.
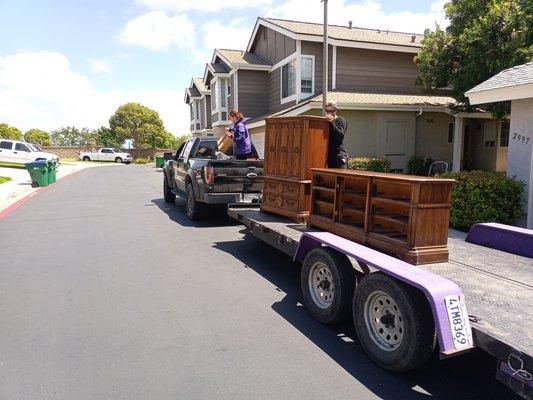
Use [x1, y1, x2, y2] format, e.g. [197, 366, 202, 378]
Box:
[151, 197, 240, 229]
[212, 231, 515, 400]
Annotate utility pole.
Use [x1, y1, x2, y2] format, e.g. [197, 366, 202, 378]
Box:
[322, 0, 328, 116]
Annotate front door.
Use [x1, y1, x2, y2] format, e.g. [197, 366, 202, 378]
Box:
[385, 120, 408, 171]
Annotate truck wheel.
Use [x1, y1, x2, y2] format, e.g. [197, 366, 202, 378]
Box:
[353, 273, 436, 372]
[185, 182, 203, 220]
[82, 156, 90, 161]
[115, 157, 123, 163]
[301, 247, 356, 324]
[163, 174, 175, 203]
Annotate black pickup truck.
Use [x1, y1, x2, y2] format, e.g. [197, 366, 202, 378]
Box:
[162, 137, 263, 220]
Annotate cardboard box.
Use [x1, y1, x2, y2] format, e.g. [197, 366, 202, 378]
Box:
[217, 132, 233, 153]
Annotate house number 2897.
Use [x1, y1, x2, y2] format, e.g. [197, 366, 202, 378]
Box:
[512, 133, 530, 145]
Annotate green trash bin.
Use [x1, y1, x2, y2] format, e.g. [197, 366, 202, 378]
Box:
[47, 160, 57, 183]
[25, 160, 49, 187]
[155, 156, 165, 168]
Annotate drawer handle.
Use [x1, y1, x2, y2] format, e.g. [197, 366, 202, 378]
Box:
[294, 147, 300, 154]
[281, 147, 287, 153]
[269, 145, 275, 152]
[286, 186, 296, 192]
[286, 199, 296, 206]
[277, 197, 283, 206]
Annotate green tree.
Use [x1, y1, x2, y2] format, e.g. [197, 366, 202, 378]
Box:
[172, 134, 191, 149]
[50, 126, 92, 146]
[24, 129, 51, 146]
[0, 123, 22, 140]
[109, 103, 168, 149]
[415, 0, 533, 117]
[94, 126, 122, 148]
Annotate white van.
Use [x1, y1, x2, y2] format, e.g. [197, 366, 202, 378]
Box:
[0, 139, 59, 165]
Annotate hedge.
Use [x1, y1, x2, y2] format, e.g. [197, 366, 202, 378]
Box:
[408, 155, 434, 175]
[133, 157, 150, 164]
[440, 171, 524, 231]
[348, 157, 391, 172]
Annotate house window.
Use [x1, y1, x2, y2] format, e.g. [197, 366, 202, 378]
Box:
[227, 78, 231, 97]
[448, 122, 454, 143]
[211, 81, 217, 111]
[220, 78, 227, 108]
[500, 121, 510, 147]
[301, 56, 314, 94]
[483, 121, 497, 148]
[194, 101, 199, 120]
[190, 104, 194, 121]
[281, 60, 296, 99]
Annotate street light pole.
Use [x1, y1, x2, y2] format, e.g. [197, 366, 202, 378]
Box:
[322, 0, 328, 116]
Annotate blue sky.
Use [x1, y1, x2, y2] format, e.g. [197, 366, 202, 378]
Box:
[0, 0, 447, 135]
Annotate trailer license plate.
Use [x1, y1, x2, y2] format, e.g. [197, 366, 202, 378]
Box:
[444, 295, 473, 349]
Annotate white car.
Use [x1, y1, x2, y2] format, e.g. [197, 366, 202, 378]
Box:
[0, 139, 59, 165]
[79, 148, 132, 164]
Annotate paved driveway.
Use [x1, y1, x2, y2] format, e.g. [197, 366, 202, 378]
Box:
[0, 165, 515, 399]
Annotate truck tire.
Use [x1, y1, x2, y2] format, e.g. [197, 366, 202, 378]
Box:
[185, 182, 203, 221]
[82, 156, 90, 161]
[163, 174, 175, 203]
[353, 272, 436, 372]
[115, 157, 123, 163]
[301, 247, 356, 324]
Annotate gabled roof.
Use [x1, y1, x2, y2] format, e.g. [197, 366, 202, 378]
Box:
[247, 17, 422, 53]
[208, 62, 229, 73]
[216, 49, 270, 67]
[466, 62, 533, 104]
[312, 91, 455, 107]
[192, 77, 209, 95]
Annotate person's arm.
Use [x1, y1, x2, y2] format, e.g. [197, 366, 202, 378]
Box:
[233, 122, 246, 143]
[330, 117, 347, 142]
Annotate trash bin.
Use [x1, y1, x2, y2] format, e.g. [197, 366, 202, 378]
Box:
[155, 156, 165, 168]
[47, 160, 57, 183]
[25, 160, 49, 187]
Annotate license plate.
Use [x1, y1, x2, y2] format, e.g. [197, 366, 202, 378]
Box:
[444, 295, 473, 349]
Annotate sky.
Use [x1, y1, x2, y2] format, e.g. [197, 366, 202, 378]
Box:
[0, 0, 448, 137]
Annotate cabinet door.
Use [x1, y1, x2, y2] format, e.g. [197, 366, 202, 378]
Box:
[289, 122, 303, 179]
[276, 123, 290, 176]
[265, 123, 277, 175]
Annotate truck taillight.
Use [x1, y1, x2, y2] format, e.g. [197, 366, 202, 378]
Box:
[204, 166, 214, 185]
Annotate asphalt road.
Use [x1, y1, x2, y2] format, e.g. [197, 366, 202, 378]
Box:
[0, 165, 516, 400]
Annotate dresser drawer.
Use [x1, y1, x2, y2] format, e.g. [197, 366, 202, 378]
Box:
[282, 182, 299, 197]
[282, 196, 299, 211]
[263, 193, 279, 206]
[263, 179, 282, 194]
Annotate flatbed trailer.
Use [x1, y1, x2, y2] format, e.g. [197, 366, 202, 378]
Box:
[228, 205, 533, 399]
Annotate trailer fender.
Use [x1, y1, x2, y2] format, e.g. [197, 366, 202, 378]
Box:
[294, 231, 474, 358]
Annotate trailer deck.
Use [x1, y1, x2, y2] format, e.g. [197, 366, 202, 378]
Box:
[228, 206, 533, 390]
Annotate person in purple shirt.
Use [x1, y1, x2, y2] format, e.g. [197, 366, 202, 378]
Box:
[225, 109, 253, 160]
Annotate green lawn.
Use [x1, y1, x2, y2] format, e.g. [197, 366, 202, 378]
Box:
[0, 162, 26, 169]
[0, 176, 12, 184]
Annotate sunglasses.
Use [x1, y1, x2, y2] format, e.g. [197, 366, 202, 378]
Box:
[325, 108, 337, 114]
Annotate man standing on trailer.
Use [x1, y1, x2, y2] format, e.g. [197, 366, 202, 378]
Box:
[325, 100, 348, 169]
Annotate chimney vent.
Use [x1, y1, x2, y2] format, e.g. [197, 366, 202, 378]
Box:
[348, 21, 352, 29]
[411, 35, 416, 43]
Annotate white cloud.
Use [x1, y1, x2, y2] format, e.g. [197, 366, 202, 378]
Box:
[0, 51, 189, 135]
[201, 18, 253, 52]
[90, 59, 112, 74]
[119, 11, 196, 51]
[268, 0, 448, 34]
[136, 0, 272, 13]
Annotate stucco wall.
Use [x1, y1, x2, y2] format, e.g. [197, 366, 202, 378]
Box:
[415, 112, 454, 164]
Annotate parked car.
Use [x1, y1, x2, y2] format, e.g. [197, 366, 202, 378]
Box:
[0, 139, 59, 165]
[162, 137, 263, 220]
[79, 148, 132, 164]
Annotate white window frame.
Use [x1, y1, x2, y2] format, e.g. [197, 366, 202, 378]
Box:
[280, 57, 298, 104]
[210, 76, 229, 126]
[300, 54, 315, 97]
[483, 121, 498, 148]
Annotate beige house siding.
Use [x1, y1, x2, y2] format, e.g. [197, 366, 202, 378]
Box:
[251, 25, 296, 65]
[335, 47, 421, 94]
[238, 70, 269, 118]
[415, 112, 454, 164]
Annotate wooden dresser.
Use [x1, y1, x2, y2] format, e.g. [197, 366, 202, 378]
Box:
[308, 168, 455, 264]
[261, 116, 330, 222]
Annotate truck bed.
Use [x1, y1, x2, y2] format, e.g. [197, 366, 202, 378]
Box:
[228, 206, 533, 368]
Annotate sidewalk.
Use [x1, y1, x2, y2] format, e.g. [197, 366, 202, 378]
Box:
[0, 161, 121, 213]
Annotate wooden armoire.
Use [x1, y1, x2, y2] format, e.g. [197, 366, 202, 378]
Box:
[261, 116, 330, 222]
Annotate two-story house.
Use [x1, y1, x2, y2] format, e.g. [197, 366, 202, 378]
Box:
[185, 17, 507, 172]
[184, 77, 212, 136]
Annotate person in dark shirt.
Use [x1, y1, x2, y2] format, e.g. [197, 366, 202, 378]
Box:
[325, 100, 348, 169]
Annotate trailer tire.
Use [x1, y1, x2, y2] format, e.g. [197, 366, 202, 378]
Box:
[353, 273, 436, 372]
[301, 247, 356, 325]
[82, 156, 90, 162]
[163, 174, 175, 203]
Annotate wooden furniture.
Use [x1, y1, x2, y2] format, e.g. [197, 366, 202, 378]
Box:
[261, 116, 329, 222]
[308, 168, 455, 264]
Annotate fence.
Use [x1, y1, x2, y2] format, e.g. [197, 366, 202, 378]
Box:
[42, 146, 174, 160]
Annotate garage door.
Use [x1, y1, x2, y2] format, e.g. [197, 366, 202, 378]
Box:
[252, 132, 265, 159]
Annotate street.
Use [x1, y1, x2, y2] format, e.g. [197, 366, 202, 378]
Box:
[0, 165, 516, 399]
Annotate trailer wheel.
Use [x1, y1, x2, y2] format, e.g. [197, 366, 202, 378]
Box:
[163, 174, 175, 203]
[353, 273, 436, 372]
[301, 247, 356, 324]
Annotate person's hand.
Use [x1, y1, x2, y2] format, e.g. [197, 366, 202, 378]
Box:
[326, 114, 335, 122]
[226, 132, 234, 139]
[224, 127, 231, 132]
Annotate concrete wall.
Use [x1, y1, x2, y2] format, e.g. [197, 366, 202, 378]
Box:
[507, 98, 533, 227]
[415, 112, 455, 164]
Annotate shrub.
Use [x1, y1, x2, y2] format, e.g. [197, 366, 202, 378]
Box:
[408, 155, 434, 175]
[0, 176, 11, 184]
[440, 171, 525, 231]
[134, 157, 150, 164]
[348, 157, 391, 172]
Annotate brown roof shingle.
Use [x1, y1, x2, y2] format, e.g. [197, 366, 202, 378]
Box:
[217, 49, 270, 66]
[312, 91, 455, 107]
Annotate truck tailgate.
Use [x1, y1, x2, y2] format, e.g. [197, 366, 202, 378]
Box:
[209, 160, 263, 193]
